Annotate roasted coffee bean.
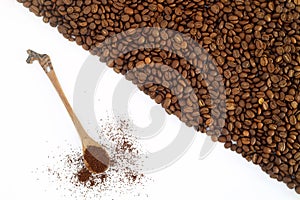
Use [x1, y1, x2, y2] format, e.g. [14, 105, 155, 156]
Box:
[63, 0, 72, 5]
[260, 57, 268, 67]
[296, 186, 300, 194]
[263, 147, 272, 154]
[124, 7, 134, 15]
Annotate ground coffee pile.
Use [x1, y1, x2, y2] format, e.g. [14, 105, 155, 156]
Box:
[35, 118, 149, 199]
[83, 145, 109, 173]
[19, 0, 300, 194]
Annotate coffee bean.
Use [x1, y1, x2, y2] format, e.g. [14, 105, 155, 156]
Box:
[145, 57, 151, 65]
[29, 5, 40, 16]
[216, 56, 225, 65]
[295, 152, 300, 161]
[137, 72, 147, 82]
[228, 15, 238, 21]
[124, 7, 134, 15]
[121, 14, 130, 22]
[83, 6, 91, 15]
[296, 186, 300, 194]
[155, 95, 163, 104]
[210, 5, 220, 14]
[91, 4, 98, 13]
[260, 57, 268, 66]
[226, 102, 235, 111]
[153, 57, 162, 63]
[246, 110, 255, 118]
[241, 138, 251, 145]
[290, 115, 297, 126]
[230, 75, 239, 83]
[162, 98, 171, 109]
[278, 142, 286, 152]
[283, 54, 291, 63]
[136, 61, 145, 69]
[152, 29, 160, 37]
[203, 37, 212, 45]
[218, 136, 227, 143]
[289, 159, 297, 166]
[63, 0, 73, 5]
[258, 98, 264, 105]
[241, 82, 250, 89]
[263, 147, 272, 154]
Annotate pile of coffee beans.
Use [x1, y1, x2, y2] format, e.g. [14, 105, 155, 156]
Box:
[18, 0, 300, 194]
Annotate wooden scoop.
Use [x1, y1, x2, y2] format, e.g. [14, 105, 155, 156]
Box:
[26, 49, 110, 174]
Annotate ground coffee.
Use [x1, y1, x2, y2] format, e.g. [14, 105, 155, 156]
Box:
[19, 0, 300, 194]
[84, 145, 109, 173]
[35, 118, 148, 199]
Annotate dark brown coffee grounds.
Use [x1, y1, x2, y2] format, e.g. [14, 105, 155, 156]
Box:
[83, 145, 109, 174]
[77, 167, 93, 183]
[34, 118, 149, 199]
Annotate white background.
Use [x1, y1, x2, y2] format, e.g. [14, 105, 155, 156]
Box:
[0, 1, 298, 199]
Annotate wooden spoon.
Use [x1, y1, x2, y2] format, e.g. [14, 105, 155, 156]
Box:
[26, 49, 110, 174]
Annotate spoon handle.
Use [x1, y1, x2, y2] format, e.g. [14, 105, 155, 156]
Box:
[26, 50, 88, 141]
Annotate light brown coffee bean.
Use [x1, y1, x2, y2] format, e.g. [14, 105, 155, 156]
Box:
[241, 138, 251, 145]
[124, 7, 134, 15]
[260, 57, 268, 66]
[278, 142, 286, 152]
[63, 0, 73, 5]
[294, 152, 300, 161]
[255, 40, 264, 49]
[246, 110, 255, 118]
[162, 98, 171, 108]
[290, 115, 297, 125]
[263, 147, 272, 154]
[210, 4, 220, 14]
